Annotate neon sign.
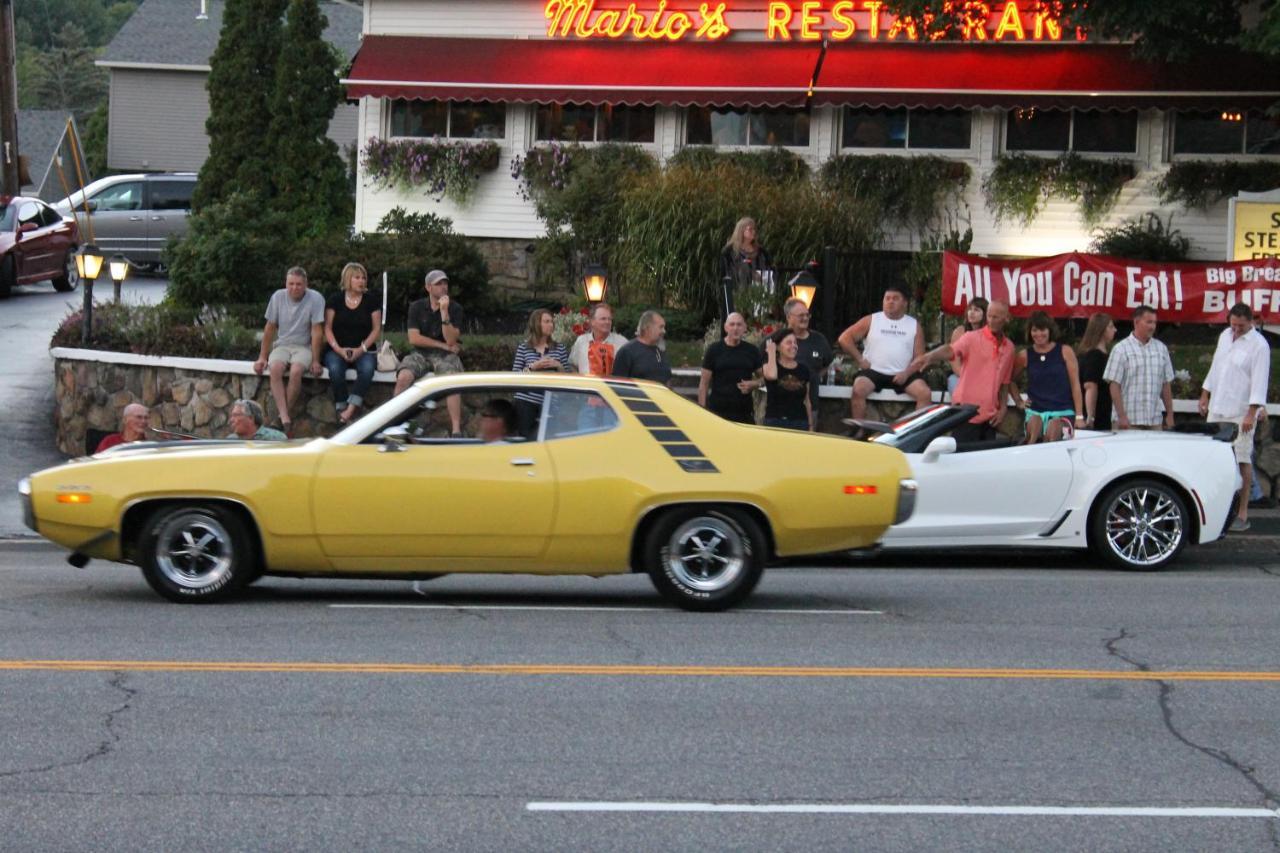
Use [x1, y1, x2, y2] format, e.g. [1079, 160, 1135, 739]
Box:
[544, 1, 1079, 43]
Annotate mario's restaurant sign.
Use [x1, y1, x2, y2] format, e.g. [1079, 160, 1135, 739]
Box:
[942, 252, 1280, 323]
[543, 0, 1080, 42]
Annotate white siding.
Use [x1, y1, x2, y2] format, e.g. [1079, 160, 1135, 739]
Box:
[108, 67, 359, 172]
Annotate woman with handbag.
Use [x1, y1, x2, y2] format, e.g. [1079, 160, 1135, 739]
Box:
[511, 308, 569, 438]
[324, 262, 381, 425]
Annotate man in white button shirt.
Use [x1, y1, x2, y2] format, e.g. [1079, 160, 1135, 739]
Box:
[1199, 302, 1272, 532]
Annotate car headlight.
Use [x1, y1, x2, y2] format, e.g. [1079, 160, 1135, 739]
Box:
[18, 477, 35, 532]
[894, 478, 918, 525]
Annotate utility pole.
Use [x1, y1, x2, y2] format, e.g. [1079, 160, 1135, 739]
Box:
[0, 0, 18, 195]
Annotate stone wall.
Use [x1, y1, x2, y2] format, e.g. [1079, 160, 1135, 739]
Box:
[52, 348, 401, 456]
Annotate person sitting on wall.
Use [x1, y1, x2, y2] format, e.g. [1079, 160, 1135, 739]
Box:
[838, 284, 932, 423]
[253, 266, 325, 437]
[394, 269, 466, 437]
[228, 399, 287, 441]
[478, 399, 517, 443]
[96, 403, 150, 453]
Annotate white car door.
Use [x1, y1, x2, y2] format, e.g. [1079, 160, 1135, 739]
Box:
[887, 442, 1076, 545]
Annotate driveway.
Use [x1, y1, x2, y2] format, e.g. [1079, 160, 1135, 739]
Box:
[0, 276, 167, 536]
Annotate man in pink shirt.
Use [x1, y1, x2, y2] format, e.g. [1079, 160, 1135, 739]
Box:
[911, 300, 1015, 442]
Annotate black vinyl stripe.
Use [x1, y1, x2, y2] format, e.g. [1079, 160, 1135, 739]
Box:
[661, 444, 704, 458]
[648, 429, 689, 443]
[623, 399, 662, 414]
[677, 459, 720, 473]
[607, 384, 649, 399]
[636, 414, 676, 428]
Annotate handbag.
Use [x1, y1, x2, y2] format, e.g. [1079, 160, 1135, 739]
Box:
[376, 339, 399, 373]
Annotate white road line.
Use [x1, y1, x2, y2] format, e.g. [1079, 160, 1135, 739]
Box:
[327, 604, 883, 615]
[525, 802, 1280, 819]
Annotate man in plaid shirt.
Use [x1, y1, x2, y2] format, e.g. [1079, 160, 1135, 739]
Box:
[1103, 305, 1175, 430]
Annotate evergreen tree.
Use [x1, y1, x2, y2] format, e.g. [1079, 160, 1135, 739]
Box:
[268, 0, 352, 239]
[194, 0, 288, 212]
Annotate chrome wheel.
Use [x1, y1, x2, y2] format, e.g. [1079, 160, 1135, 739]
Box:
[151, 510, 235, 591]
[663, 515, 746, 593]
[1103, 484, 1185, 568]
[52, 251, 78, 292]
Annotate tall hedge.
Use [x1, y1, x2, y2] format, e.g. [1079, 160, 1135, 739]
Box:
[268, 0, 351, 238]
[194, 0, 287, 212]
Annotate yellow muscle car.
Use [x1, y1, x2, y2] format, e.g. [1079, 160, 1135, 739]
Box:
[21, 374, 915, 610]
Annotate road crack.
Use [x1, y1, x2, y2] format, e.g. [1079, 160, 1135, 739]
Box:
[1104, 629, 1280, 848]
[0, 671, 136, 781]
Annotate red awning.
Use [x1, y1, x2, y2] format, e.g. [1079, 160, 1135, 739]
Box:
[345, 37, 1280, 111]
[811, 44, 1280, 110]
[343, 36, 821, 108]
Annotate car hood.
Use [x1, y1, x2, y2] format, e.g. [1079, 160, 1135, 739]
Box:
[78, 438, 317, 461]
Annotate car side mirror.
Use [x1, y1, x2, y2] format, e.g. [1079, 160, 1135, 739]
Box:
[922, 436, 957, 463]
[377, 424, 409, 452]
[81, 200, 98, 213]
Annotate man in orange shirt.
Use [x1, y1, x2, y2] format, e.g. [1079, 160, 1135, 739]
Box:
[911, 300, 1015, 442]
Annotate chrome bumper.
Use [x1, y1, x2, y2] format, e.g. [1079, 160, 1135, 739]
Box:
[895, 478, 918, 525]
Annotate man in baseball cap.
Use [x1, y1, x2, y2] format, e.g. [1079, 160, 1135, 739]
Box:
[394, 269, 467, 436]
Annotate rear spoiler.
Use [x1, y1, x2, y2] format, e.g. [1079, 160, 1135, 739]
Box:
[1172, 422, 1238, 442]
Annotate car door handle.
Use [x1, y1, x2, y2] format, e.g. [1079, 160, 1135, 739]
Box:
[151, 216, 164, 221]
[129, 216, 143, 221]
[509, 458, 536, 466]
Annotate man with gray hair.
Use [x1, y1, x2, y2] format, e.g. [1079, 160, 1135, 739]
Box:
[228, 399, 287, 441]
[612, 310, 672, 384]
[95, 402, 150, 453]
[254, 266, 324, 436]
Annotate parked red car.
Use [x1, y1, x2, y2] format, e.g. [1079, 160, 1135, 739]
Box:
[0, 195, 80, 298]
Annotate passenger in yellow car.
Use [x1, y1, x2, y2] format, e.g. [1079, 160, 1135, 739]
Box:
[95, 403, 150, 453]
[477, 399, 516, 443]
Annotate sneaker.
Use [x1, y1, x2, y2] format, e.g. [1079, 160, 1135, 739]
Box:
[1229, 517, 1251, 532]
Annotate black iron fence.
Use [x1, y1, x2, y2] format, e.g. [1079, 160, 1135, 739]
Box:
[811, 248, 913, 341]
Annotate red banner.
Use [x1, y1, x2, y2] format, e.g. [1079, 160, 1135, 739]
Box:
[941, 251, 1280, 323]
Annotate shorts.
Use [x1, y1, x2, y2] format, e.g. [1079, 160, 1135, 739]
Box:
[268, 343, 314, 367]
[1211, 415, 1256, 465]
[855, 368, 925, 395]
[1026, 407, 1075, 423]
[399, 349, 464, 380]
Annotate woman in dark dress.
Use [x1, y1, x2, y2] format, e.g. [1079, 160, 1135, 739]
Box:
[1014, 312, 1082, 444]
[762, 328, 812, 431]
[1076, 312, 1117, 431]
[324, 262, 381, 424]
[719, 217, 772, 318]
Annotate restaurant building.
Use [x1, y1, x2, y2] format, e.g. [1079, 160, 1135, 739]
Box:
[344, 1, 1280, 288]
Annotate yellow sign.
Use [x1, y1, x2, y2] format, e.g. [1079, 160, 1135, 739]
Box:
[1231, 200, 1280, 260]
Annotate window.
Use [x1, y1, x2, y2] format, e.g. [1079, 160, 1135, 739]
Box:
[1174, 110, 1280, 155]
[390, 100, 506, 140]
[150, 181, 194, 211]
[535, 103, 655, 143]
[91, 181, 144, 212]
[38, 203, 63, 227]
[842, 107, 971, 150]
[1006, 109, 1137, 153]
[542, 390, 618, 440]
[686, 107, 809, 147]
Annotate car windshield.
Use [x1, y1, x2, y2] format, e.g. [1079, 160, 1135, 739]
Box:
[869, 404, 956, 448]
[0, 204, 14, 230]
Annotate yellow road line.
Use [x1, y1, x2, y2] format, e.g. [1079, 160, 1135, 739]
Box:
[0, 660, 1278, 682]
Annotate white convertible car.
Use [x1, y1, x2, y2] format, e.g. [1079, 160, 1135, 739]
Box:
[861, 405, 1240, 570]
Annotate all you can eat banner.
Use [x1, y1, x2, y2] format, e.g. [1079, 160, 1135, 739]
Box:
[941, 251, 1280, 323]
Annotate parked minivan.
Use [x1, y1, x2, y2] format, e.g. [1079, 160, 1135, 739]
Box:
[53, 173, 196, 267]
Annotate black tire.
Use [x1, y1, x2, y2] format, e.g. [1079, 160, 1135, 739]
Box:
[1088, 478, 1189, 571]
[644, 506, 766, 611]
[137, 503, 256, 602]
[51, 249, 78, 292]
[0, 256, 12, 299]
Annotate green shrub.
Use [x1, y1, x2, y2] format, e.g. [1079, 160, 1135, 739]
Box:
[820, 154, 970, 232]
[166, 190, 296, 308]
[611, 304, 704, 340]
[51, 302, 260, 359]
[667, 147, 811, 183]
[983, 153, 1136, 227]
[461, 342, 518, 372]
[1156, 160, 1280, 210]
[1090, 213, 1192, 261]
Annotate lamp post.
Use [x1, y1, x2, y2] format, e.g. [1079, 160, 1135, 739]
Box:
[582, 264, 608, 304]
[109, 253, 128, 302]
[788, 270, 818, 310]
[77, 243, 104, 345]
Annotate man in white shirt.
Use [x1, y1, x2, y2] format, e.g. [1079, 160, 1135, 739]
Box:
[1103, 305, 1175, 430]
[1199, 302, 1272, 532]
[838, 285, 931, 420]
